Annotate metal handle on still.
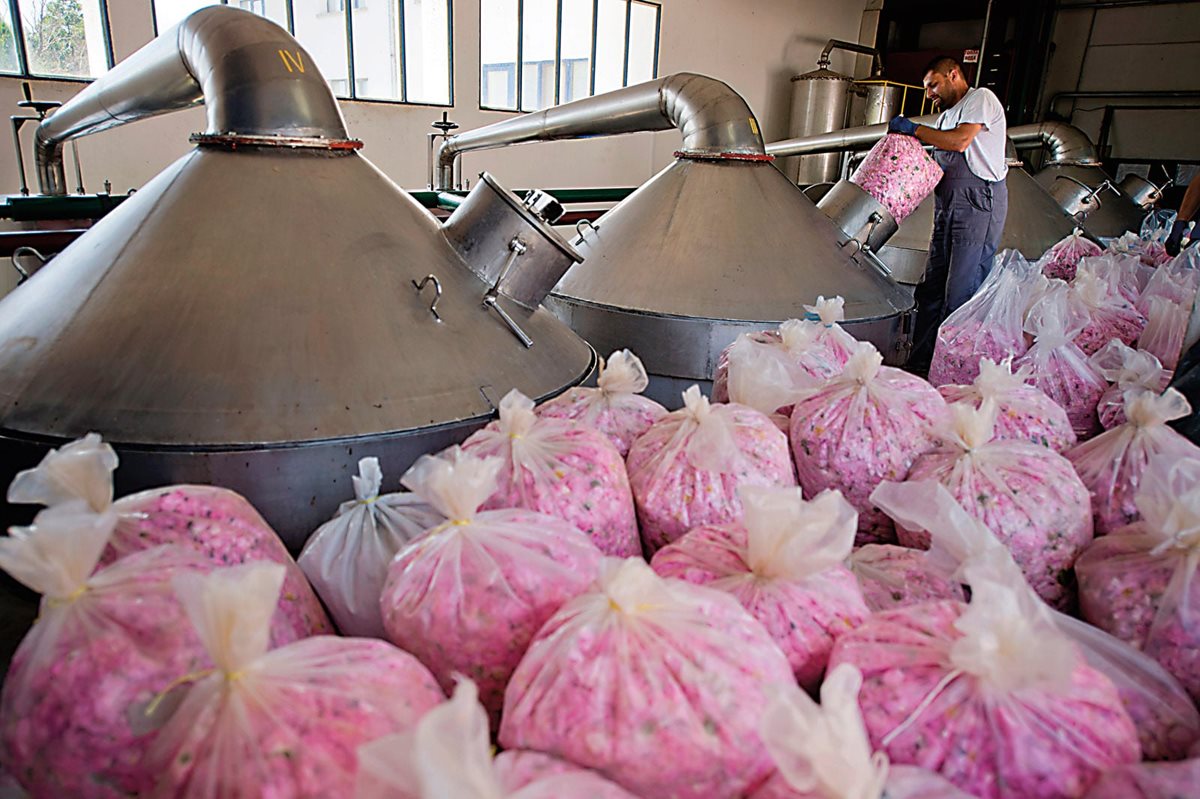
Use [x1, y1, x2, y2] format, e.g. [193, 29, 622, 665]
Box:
[11, 246, 48, 285]
[411, 274, 443, 322]
[482, 236, 534, 348]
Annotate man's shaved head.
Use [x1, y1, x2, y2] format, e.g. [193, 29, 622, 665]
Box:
[922, 56, 969, 110]
[924, 55, 964, 78]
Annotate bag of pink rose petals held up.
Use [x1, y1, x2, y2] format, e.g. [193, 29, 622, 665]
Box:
[535, 349, 667, 457]
[789, 342, 948, 545]
[298, 457, 444, 638]
[379, 447, 602, 721]
[461, 390, 639, 557]
[651, 484, 869, 688]
[145, 562, 446, 798]
[849, 133, 943, 224]
[626, 385, 796, 552]
[829, 550, 1140, 799]
[751, 663, 975, 799]
[6, 434, 332, 640]
[355, 679, 638, 799]
[1067, 388, 1200, 535]
[500, 557, 796, 799]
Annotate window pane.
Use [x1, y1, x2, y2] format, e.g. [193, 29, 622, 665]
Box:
[626, 1, 656, 85]
[292, 0, 351, 97]
[593, 0, 625, 95]
[153, 0, 216, 35]
[19, 0, 109, 77]
[229, 0, 289, 29]
[0, 0, 22, 73]
[559, 0, 591, 104]
[519, 0, 555, 111]
[403, 0, 450, 104]
[352, 0, 400, 100]
[480, 0, 517, 109]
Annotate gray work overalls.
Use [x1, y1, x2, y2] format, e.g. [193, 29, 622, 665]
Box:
[909, 147, 1009, 370]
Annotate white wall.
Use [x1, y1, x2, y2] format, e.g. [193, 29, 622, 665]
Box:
[0, 0, 869, 195]
[1040, 0, 1200, 164]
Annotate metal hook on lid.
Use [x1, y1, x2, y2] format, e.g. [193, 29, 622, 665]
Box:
[11, 246, 47, 285]
[412, 273, 443, 322]
[573, 218, 599, 246]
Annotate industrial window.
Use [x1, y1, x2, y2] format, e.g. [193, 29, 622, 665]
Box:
[0, 0, 113, 79]
[480, 0, 660, 112]
[151, 0, 452, 105]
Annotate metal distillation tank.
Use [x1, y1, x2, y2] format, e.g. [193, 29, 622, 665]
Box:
[434, 73, 915, 405]
[0, 7, 594, 548]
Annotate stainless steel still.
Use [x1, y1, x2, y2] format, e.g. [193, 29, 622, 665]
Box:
[1118, 173, 1167, 210]
[785, 66, 853, 184]
[849, 81, 904, 128]
[0, 7, 595, 548]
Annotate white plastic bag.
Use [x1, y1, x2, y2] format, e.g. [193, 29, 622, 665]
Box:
[1067, 388, 1200, 535]
[1015, 280, 1107, 439]
[355, 679, 638, 799]
[650, 485, 869, 688]
[379, 447, 603, 720]
[1068, 268, 1146, 356]
[461, 390, 639, 556]
[751, 664, 974, 799]
[535, 349, 668, 457]
[1039, 228, 1103, 281]
[500, 557, 796, 799]
[7, 434, 332, 639]
[898, 399, 1092, 608]
[0, 503, 217, 798]
[1138, 294, 1190, 371]
[626, 385, 796, 552]
[1137, 246, 1200, 311]
[1077, 453, 1200, 701]
[722, 321, 828, 424]
[298, 458, 444, 638]
[712, 311, 845, 406]
[789, 343, 949, 544]
[937, 356, 1076, 452]
[929, 250, 1037, 387]
[146, 562, 446, 798]
[1082, 758, 1200, 798]
[1090, 340, 1173, 429]
[829, 551, 1139, 799]
[1078, 252, 1154, 304]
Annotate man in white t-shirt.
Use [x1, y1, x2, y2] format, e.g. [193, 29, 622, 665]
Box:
[888, 55, 1009, 373]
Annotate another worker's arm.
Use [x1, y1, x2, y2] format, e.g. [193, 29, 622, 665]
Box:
[913, 122, 983, 153]
[1180, 177, 1200, 222]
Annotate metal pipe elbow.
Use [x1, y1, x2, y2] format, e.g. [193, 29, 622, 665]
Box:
[1007, 121, 1098, 166]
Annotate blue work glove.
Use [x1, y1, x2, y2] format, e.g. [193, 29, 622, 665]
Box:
[888, 115, 918, 136]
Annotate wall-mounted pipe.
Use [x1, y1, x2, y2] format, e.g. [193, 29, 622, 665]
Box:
[1048, 89, 1200, 119]
[765, 114, 939, 158]
[433, 73, 764, 191]
[818, 39, 883, 76]
[35, 6, 351, 195]
[1006, 121, 1099, 165]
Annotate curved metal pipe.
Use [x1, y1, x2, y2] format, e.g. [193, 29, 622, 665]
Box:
[35, 6, 349, 195]
[765, 114, 939, 158]
[434, 73, 763, 191]
[819, 39, 883, 76]
[1006, 121, 1098, 165]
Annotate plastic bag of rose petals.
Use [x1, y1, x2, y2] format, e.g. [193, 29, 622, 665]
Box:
[1038, 228, 1103, 281]
[938, 357, 1076, 452]
[829, 547, 1140, 799]
[1077, 453, 1200, 702]
[627, 385, 796, 552]
[535, 350, 668, 457]
[1138, 247, 1200, 311]
[750, 663, 975, 799]
[145, 562, 445, 798]
[461, 390, 639, 557]
[650, 485, 869, 688]
[870, 479, 1200, 763]
[0, 503, 218, 798]
[1067, 388, 1200, 535]
[1079, 253, 1155, 305]
[789, 342, 948, 545]
[1090, 340, 1173, 429]
[849, 133, 943, 224]
[1083, 758, 1200, 798]
[1016, 281, 1107, 439]
[355, 679, 638, 799]
[724, 324, 828, 428]
[898, 399, 1092, 609]
[500, 557, 795, 799]
[1138, 295, 1190, 371]
[803, 295, 861, 366]
[1067, 269, 1147, 356]
[928, 250, 1039, 387]
[298, 458, 444, 638]
[379, 447, 602, 721]
[7, 434, 332, 640]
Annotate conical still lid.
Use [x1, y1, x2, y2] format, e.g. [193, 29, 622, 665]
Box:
[1034, 163, 1146, 238]
[554, 158, 912, 325]
[0, 147, 594, 446]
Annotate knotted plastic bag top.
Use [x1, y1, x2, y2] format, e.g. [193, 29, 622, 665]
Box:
[741, 484, 857, 581]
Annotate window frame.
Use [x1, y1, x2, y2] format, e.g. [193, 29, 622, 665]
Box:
[0, 0, 116, 82]
[479, 0, 660, 113]
[151, 0, 454, 106]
